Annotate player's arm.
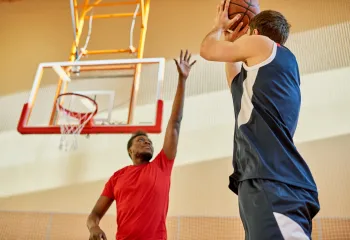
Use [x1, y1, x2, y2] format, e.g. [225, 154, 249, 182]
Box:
[199, 1, 244, 87]
[201, 31, 271, 63]
[162, 50, 196, 160]
[87, 177, 115, 240]
[87, 196, 113, 230]
[221, 26, 244, 87]
[200, 0, 271, 64]
[225, 62, 242, 87]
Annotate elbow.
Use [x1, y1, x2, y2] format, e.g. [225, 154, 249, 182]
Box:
[200, 39, 218, 61]
[200, 48, 216, 61]
[200, 44, 211, 60]
[200, 49, 210, 61]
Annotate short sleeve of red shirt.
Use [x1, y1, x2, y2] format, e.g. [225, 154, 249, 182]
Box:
[101, 173, 117, 199]
[152, 149, 175, 176]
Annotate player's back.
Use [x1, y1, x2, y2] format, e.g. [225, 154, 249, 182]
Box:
[229, 42, 318, 194]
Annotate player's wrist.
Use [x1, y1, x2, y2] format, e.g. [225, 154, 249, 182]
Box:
[178, 75, 187, 83]
[212, 25, 224, 32]
[88, 225, 100, 232]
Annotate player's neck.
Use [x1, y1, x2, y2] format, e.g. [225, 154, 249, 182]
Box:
[132, 158, 149, 166]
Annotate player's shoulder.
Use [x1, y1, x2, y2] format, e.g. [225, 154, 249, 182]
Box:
[151, 149, 174, 163]
[237, 35, 274, 60]
[239, 34, 273, 47]
[111, 166, 130, 178]
[279, 44, 297, 58]
[150, 150, 164, 162]
[273, 44, 299, 67]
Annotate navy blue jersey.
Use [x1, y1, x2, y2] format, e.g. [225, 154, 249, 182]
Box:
[229, 42, 318, 195]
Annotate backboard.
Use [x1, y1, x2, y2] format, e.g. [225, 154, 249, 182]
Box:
[17, 58, 165, 135]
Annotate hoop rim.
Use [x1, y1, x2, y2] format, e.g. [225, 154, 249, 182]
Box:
[56, 92, 98, 119]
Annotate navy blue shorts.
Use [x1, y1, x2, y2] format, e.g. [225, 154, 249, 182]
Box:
[238, 179, 320, 240]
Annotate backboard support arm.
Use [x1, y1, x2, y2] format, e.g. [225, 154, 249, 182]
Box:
[48, 0, 151, 127]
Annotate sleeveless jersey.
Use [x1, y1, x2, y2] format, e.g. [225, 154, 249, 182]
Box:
[229, 42, 318, 194]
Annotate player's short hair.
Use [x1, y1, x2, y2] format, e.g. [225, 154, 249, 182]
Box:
[127, 130, 149, 157]
[249, 10, 291, 45]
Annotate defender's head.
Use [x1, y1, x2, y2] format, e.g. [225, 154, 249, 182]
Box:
[127, 131, 154, 165]
[249, 10, 291, 45]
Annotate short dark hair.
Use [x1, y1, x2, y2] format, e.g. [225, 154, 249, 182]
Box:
[249, 10, 291, 45]
[127, 130, 148, 157]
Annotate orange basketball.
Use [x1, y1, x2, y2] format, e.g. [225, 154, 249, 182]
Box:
[228, 0, 260, 30]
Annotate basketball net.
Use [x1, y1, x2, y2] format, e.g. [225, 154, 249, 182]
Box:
[56, 93, 98, 151]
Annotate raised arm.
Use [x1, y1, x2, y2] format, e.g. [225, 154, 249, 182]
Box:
[200, 0, 270, 64]
[162, 50, 196, 160]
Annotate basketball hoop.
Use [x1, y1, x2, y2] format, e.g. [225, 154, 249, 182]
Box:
[56, 93, 98, 151]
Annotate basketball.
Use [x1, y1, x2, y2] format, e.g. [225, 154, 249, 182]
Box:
[228, 0, 260, 30]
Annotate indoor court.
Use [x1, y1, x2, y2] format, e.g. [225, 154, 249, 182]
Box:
[0, 0, 350, 239]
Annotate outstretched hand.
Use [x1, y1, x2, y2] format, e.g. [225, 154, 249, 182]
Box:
[214, 0, 239, 31]
[174, 50, 196, 79]
[215, 0, 249, 42]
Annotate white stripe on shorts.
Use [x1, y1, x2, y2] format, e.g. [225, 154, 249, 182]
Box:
[273, 212, 310, 240]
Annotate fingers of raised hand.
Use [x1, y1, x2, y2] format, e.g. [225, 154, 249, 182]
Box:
[224, 0, 230, 13]
[234, 14, 241, 22]
[219, 0, 225, 13]
[186, 53, 192, 63]
[183, 50, 188, 62]
[176, 49, 196, 69]
[179, 49, 191, 62]
[242, 25, 249, 34]
[217, 4, 221, 13]
[229, 14, 241, 26]
[233, 22, 244, 33]
[174, 58, 180, 69]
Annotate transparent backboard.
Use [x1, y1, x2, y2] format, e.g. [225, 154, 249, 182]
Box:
[17, 58, 165, 134]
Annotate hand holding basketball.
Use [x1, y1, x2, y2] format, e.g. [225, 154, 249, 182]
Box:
[224, 22, 249, 42]
[214, 0, 241, 31]
[174, 50, 196, 80]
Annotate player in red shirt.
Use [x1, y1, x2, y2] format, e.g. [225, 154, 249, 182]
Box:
[87, 50, 196, 240]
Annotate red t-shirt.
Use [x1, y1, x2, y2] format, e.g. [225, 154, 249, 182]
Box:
[101, 149, 174, 240]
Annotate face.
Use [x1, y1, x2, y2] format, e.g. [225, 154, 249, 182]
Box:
[129, 135, 154, 162]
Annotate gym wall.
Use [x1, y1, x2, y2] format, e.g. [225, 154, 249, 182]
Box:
[0, 0, 349, 239]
